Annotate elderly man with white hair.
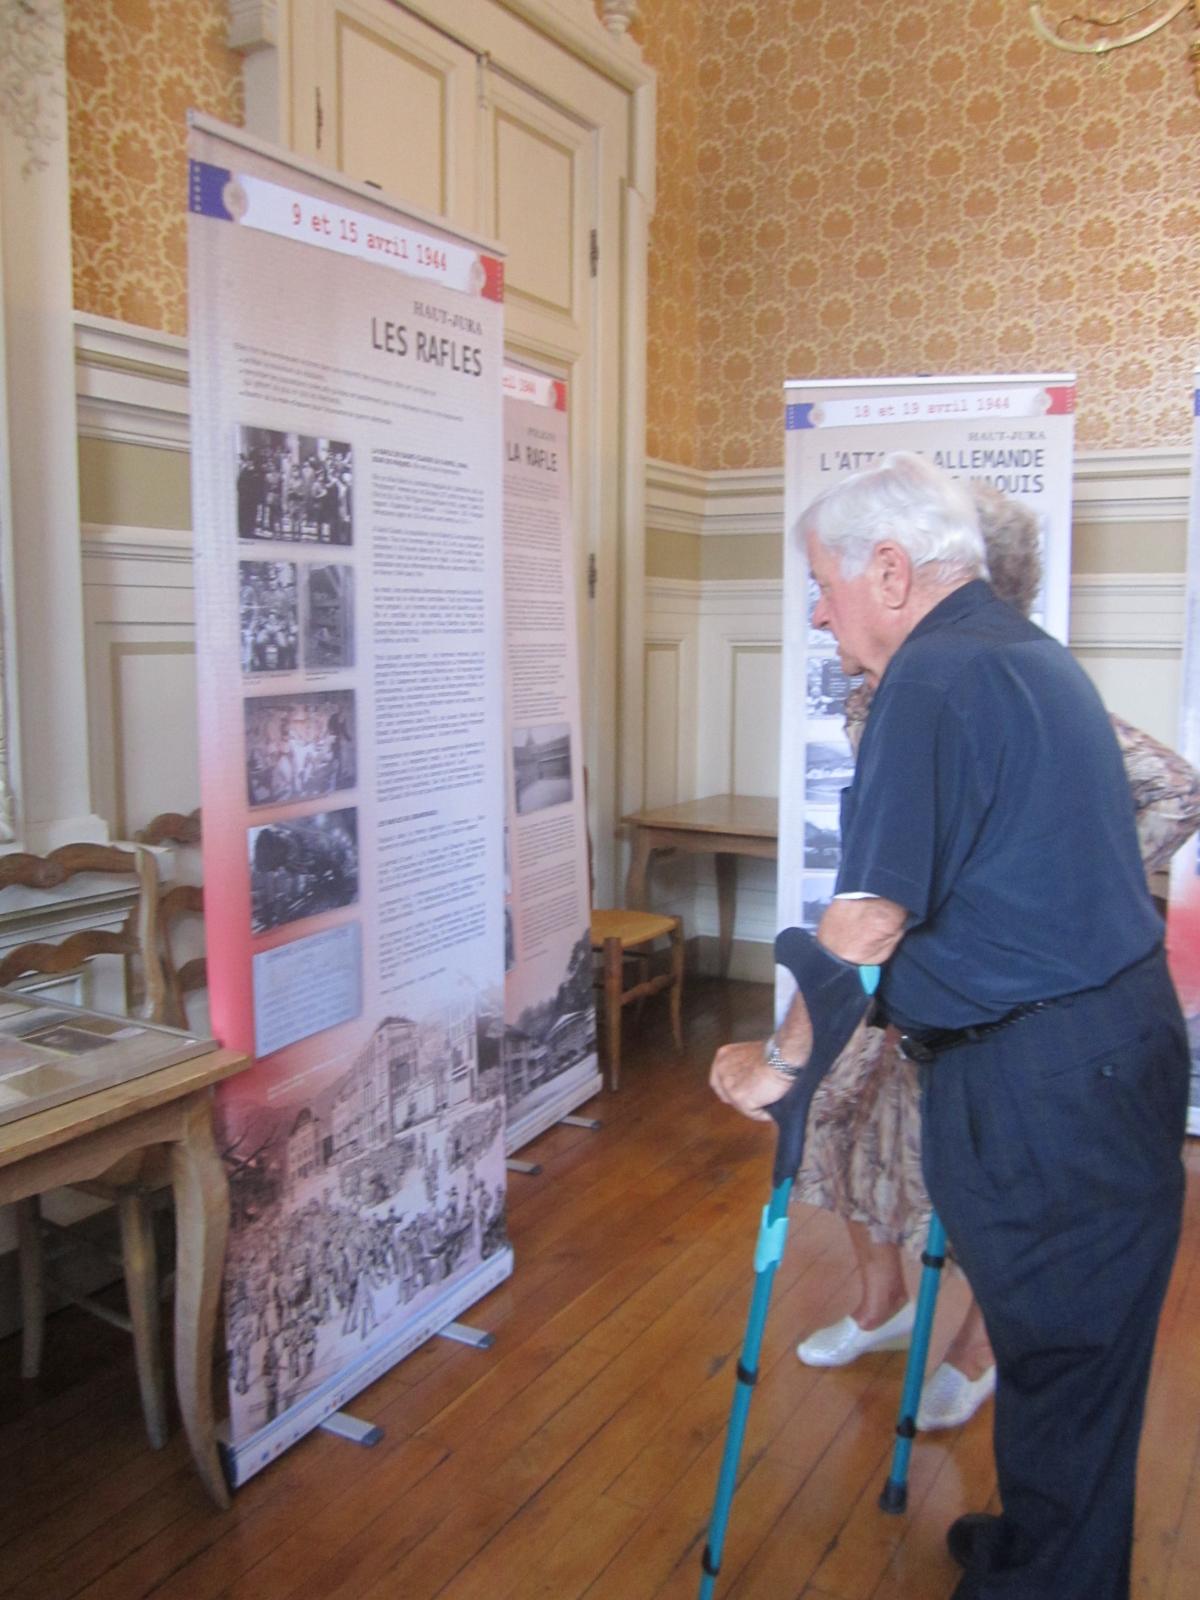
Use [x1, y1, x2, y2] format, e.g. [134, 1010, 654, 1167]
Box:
[710, 452, 1188, 1600]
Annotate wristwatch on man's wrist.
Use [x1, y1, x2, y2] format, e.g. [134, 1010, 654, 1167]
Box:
[763, 1033, 808, 1080]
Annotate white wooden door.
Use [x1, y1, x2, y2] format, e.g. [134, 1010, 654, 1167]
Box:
[282, 0, 642, 900]
[480, 72, 597, 794]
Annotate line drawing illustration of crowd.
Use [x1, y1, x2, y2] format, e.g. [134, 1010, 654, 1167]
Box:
[237, 427, 353, 547]
[225, 1168, 507, 1426]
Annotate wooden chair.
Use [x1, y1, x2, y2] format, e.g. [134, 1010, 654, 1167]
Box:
[159, 884, 206, 1031]
[137, 810, 207, 1032]
[590, 907, 684, 1092]
[135, 808, 201, 850]
[584, 774, 684, 1090]
[3, 843, 172, 1446]
[0, 842, 166, 1018]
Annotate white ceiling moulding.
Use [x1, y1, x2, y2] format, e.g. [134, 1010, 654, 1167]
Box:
[74, 313, 190, 452]
[646, 447, 1192, 537]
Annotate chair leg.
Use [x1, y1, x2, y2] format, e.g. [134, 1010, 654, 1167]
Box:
[117, 1190, 168, 1449]
[16, 1196, 45, 1381]
[632, 952, 651, 1024]
[669, 922, 685, 1053]
[603, 936, 624, 1092]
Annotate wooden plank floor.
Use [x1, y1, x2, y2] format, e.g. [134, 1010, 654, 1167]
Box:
[2, 976, 1199, 1599]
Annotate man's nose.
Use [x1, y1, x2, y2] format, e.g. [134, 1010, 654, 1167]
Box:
[811, 595, 831, 631]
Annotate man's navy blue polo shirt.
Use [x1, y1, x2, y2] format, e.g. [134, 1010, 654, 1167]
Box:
[835, 579, 1161, 1030]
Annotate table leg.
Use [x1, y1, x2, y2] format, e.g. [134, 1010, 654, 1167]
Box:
[624, 828, 654, 910]
[117, 1188, 168, 1449]
[715, 852, 737, 979]
[170, 1094, 232, 1509]
[15, 1196, 45, 1380]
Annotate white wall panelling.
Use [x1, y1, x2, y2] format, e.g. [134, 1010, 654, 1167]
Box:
[81, 526, 198, 838]
[642, 643, 681, 812]
[646, 448, 1193, 538]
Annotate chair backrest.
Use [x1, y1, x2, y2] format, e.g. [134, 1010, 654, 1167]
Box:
[159, 883, 207, 1030]
[134, 809, 201, 848]
[0, 843, 167, 1022]
[133, 811, 207, 1030]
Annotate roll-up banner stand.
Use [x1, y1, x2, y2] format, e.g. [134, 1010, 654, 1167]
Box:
[501, 365, 601, 1150]
[187, 115, 512, 1488]
[779, 374, 1076, 1012]
[1167, 369, 1200, 1136]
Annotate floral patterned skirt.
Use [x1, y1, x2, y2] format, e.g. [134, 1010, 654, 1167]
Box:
[792, 1020, 932, 1258]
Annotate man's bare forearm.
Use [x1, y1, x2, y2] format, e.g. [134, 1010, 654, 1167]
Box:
[708, 894, 908, 1120]
[771, 898, 903, 1063]
[818, 895, 908, 966]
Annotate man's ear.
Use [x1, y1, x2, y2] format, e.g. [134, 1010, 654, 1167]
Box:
[873, 541, 913, 609]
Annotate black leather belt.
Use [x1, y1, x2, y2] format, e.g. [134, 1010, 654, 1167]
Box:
[898, 998, 1053, 1064]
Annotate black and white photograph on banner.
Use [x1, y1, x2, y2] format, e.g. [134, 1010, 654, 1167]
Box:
[801, 873, 836, 928]
[248, 808, 360, 935]
[502, 933, 595, 1113]
[221, 988, 509, 1433]
[304, 564, 355, 670]
[239, 561, 299, 674]
[512, 722, 573, 815]
[804, 811, 842, 870]
[244, 690, 357, 807]
[237, 425, 354, 546]
[804, 736, 855, 804]
[806, 653, 855, 719]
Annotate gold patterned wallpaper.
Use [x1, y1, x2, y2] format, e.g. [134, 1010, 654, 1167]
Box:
[642, 0, 1200, 468]
[60, 2, 1200, 463]
[65, 0, 243, 336]
[639, 0, 701, 469]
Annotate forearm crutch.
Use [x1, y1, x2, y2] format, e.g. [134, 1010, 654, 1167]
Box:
[698, 934, 880, 1600]
[878, 1210, 947, 1514]
[698, 1177, 792, 1600]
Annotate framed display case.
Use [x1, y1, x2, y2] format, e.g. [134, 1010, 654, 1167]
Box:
[0, 989, 213, 1127]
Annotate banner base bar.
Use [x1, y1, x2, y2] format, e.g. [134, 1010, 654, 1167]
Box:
[507, 1158, 541, 1175]
[320, 1411, 383, 1447]
[559, 1113, 602, 1130]
[220, 1247, 513, 1489]
[505, 1063, 602, 1156]
[438, 1320, 495, 1350]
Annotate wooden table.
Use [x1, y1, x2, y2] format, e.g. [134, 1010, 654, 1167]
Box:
[0, 1045, 248, 1507]
[622, 794, 779, 977]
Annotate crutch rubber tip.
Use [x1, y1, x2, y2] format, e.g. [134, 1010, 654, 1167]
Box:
[878, 1479, 908, 1515]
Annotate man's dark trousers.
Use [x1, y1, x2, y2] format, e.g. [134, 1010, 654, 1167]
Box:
[920, 948, 1188, 1600]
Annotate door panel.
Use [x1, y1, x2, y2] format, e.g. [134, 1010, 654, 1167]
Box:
[493, 110, 576, 318]
[299, 0, 478, 228]
[337, 19, 449, 215]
